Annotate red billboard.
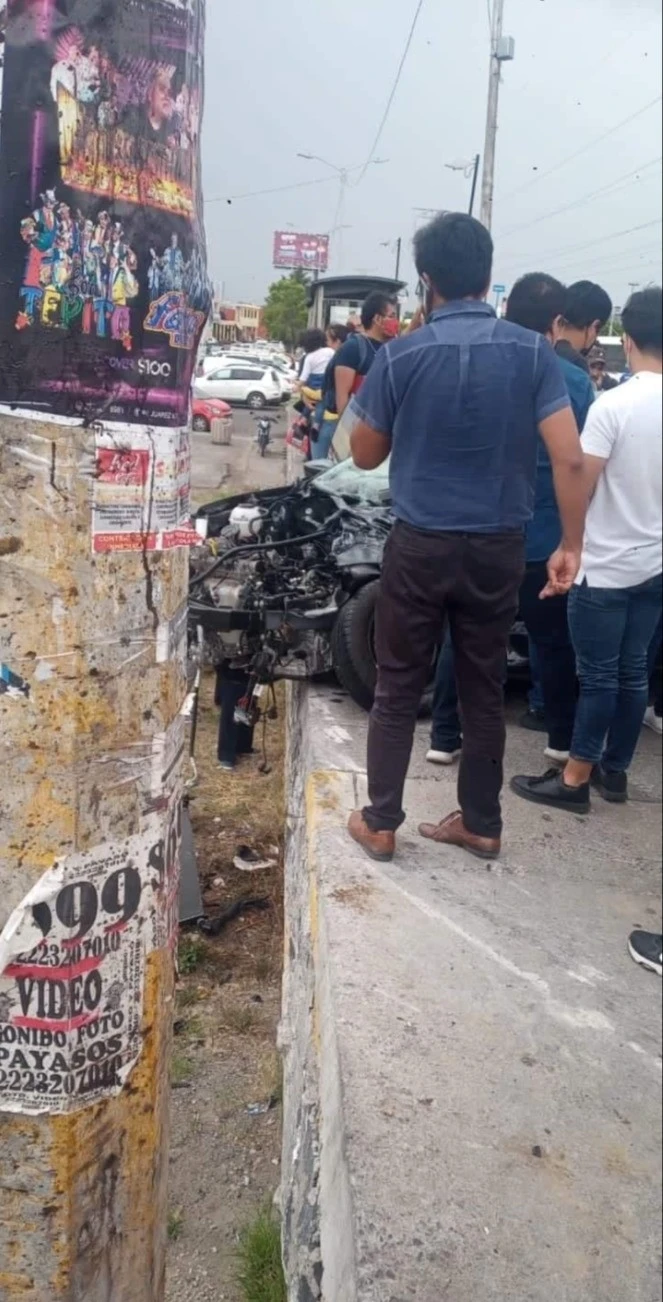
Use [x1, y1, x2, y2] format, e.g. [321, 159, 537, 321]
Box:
[273, 231, 329, 273]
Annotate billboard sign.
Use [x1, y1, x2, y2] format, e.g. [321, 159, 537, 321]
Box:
[0, 0, 210, 427]
[273, 231, 329, 273]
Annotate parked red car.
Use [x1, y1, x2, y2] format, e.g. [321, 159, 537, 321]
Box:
[191, 396, 233, 433]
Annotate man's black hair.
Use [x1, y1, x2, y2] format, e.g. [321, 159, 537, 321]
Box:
[361, 291, 393, 330]
[505, 272, 566, 336]
[621, 286, 663, 357]
[301, 328, 327, 353]
[413, 211, 493, 301]
[562, 280, 613, 331]
[328, 323, 349, 345]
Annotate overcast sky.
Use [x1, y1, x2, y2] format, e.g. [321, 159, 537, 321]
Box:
[202, 0, 662, 311]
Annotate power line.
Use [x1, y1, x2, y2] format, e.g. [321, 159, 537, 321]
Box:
[205, 172, 344, 205]
[500, 230, 661, 276]
[499, 94, 662, 204]
[355, 0, 426, 185]
[545, 244, 662, 277]
[498, 156, 662, 241]
[530, 217, 662, 263]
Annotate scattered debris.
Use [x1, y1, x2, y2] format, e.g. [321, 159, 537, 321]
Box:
[233, 845, 278, 874]
[199, 896, 269, 937]
[246, 1095, 278, 1117]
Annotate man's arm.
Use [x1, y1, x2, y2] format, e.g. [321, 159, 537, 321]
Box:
[533, 340, 587, 596]
[347, 347, 396, 469]
[335, 364, 357, 416]
[539, 407, 587, 595]
[583, 454, 607, 500]
[334, 336, 361, 415]
[350, 422, 391, 469]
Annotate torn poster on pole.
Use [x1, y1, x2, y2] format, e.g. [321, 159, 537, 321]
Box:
[0, 833, 156, 1114]
[0, 0, 210, 427]
[91, 424, 200, 551]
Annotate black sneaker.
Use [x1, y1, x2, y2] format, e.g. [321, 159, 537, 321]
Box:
[510, 767, 591, 814]
[591, 765, 628, 804]
[519, 708, 547, 734]
[628, 930, 662, 976]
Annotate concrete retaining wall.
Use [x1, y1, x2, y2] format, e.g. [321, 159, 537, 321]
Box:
[280, 681, 358, 1302]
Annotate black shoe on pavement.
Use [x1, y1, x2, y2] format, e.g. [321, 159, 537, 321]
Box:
[591, 764, 628, 804]
[510, 767, 591, 814]
[519, 708, 547, 734]
[628, 930, 662, 976]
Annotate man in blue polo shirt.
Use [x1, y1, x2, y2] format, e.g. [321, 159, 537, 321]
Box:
[346, 212, 587, 863]
[507, 272, 595, 763]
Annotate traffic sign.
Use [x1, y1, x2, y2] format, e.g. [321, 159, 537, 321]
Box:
[493, 284, 506, 294]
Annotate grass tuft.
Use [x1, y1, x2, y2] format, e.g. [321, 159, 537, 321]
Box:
[178, 934, 207, 975]
[237, 1211, 286, 1302]
[171, 1052, 194, 1085]
[168, 1209, 185, 1241]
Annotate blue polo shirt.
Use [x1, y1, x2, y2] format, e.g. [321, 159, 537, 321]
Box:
[352, 301, 571, 534]
[526, 356, 594, 563]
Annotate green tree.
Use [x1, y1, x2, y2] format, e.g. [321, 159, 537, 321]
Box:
[262, 273, 309, 348]
[601, 316, 622, 337]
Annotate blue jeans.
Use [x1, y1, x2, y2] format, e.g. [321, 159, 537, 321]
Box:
[569, 574, 663, 771]
[648, 615, 662, 715]
[528, 640, 544, 713]
[431, 633, 462, 751]
[311, 417, 336, 460]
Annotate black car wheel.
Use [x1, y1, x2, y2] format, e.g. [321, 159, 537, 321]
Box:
[331, 580, 436, 716]
[192, 415, 209, 432]
[247, 391, 266, 410]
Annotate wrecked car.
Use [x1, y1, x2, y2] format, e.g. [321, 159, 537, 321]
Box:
[189, 459, 529, 712]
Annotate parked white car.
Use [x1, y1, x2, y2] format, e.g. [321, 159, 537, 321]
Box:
[200, 353, 295, 398]
[193, 363, 282, 409]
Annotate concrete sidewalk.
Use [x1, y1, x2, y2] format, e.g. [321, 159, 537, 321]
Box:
[281, 682, 662, 1302]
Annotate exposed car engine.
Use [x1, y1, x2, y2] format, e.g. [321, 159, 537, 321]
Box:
[189, 476, 392, 687]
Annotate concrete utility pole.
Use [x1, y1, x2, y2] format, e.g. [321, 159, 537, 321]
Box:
[480, 0, 515, 231]
[0, 1, 206, 1297]
[0, 422, 188, 1301]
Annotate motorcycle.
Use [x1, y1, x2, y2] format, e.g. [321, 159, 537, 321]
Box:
[253, 413, 276, 457]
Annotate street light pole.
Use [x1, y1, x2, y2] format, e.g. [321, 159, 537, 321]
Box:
[480, 0, 514, 231]
[468, 153, 481, 217]
[395, 236, 402, 280]
[296, 153, 387, 271]
[444, 156, 481, 217]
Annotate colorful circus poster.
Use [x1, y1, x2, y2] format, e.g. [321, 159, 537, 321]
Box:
[0, 0, 210, 428]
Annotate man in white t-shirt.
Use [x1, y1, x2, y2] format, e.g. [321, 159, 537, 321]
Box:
[512, 286, 663, 812]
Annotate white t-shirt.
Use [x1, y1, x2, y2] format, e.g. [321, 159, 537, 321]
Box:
[578, 371, 662, 588]
[300, 347, 334, 384]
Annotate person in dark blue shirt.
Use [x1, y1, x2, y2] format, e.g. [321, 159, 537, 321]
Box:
[507, 273, 595, 762]
[346, 212, 587, 865]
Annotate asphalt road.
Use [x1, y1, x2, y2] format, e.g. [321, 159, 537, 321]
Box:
[190, 403, 289, 505]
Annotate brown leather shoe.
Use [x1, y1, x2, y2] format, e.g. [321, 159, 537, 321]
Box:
[348, 811, 395, 862]
[418, 810, 500, 861]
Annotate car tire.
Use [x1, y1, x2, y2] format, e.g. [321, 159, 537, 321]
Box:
[247, 392, 266, 410]
[331, 580, 435, 716]
[192, 415, 209, 432]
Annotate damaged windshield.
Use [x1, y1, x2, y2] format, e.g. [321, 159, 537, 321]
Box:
[312, 457, 391, 506]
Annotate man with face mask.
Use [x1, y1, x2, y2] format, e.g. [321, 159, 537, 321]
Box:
[344, 212, 587, 863]
[512, 287, 663, 813]
[333, 291, 399, 418]
[555, 280, 612, 373]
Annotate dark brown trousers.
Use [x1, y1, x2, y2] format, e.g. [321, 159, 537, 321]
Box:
[363, 521, 525, 839]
